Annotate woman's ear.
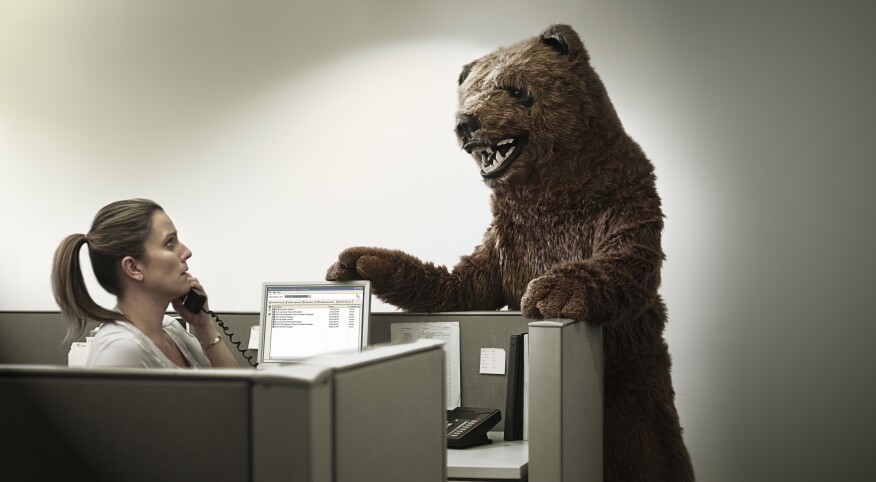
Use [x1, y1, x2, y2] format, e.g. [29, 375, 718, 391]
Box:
[120, 256, 144, 281]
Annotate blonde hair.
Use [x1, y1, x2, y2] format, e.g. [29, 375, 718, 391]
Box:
[51, 199, 163, 342]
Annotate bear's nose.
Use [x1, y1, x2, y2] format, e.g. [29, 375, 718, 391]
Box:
[456, 114, 481, 141]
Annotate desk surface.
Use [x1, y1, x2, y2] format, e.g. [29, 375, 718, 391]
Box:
[447, 432, 528, 480]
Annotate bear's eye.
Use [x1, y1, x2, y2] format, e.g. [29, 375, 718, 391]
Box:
[505, 87, 533, 107]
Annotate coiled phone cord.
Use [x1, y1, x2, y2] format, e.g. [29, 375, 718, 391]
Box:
[204, 309, 259, 368]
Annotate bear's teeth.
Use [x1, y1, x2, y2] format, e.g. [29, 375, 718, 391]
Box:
[496, 151, 506, 164]
[482, 154, 500, 173]
[498, 139, 514, 146]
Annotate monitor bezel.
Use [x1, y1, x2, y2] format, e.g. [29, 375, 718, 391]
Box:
[257, 280, 371, 366]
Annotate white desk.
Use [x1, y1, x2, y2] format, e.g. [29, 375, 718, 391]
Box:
[447, 432, 528, 481]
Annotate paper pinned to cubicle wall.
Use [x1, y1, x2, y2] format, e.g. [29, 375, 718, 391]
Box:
[479, 348, 506, 375]
[248, 325, 260, 350]
[390, 322, 461, 409]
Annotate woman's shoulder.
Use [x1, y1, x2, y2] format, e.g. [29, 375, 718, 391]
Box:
[87, 327, 151, 368]
[92, 320, 141, 342]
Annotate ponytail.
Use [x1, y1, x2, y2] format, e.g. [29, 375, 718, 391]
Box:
[51, 233, 127, 343]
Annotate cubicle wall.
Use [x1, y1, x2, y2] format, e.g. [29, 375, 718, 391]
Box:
[306, 341, 447, 482]
[0, 311, 260, 367]
[0, 339, 446, 482]
[0, 311, 588, 435]
[251, 366, 334, 482]
[1, 310, 604, 481]
[0, 366, 324, 481]
[370, 311, 530, 431]
[0, 310, 527, 383]
[372, 313, 605, 481]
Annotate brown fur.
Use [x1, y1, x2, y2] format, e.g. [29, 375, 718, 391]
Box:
[327, 25, 694, 481]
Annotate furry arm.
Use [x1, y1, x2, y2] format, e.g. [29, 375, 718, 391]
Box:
[326, 244, 505, 312]
[521, 209, 664, 324]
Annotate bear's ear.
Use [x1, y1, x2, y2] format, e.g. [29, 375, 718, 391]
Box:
[540, 31, 569, 56]
[539, 24, 586, 60]
[458, 63, 473, 85]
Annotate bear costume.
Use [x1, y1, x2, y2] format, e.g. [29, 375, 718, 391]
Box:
[327, 24, 694, 481]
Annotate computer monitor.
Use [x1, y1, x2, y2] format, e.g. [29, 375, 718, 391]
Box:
[257, 280, 371, 366]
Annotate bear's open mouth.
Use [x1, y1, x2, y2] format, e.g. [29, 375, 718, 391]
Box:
[465, 134, 528, 179]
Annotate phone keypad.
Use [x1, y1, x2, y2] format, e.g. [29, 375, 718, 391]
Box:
[447, 419, 477, 439]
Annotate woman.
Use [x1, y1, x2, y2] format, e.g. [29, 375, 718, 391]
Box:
[52, 198, 239, 368]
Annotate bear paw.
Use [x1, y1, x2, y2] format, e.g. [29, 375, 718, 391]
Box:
[325, 247, 398, 283]
[521, 274, 589, 321]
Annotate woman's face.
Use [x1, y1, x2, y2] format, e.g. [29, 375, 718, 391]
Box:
[138, 210, 193, 300]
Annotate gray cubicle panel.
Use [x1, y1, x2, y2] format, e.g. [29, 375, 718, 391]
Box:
[0, 311, 260, 368]
[304, 339, 447, 482]
[0, 311, 73, 365]
[0, 340, 448, 482]
[0, 364, 332, 482]
[369, 311, 530, 431]
[251, 367, 334, 482]
[528, 319, 604, 482]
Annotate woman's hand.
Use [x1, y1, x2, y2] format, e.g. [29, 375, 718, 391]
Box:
[170, 277, 240, 368]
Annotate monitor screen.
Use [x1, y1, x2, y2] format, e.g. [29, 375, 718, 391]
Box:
[257, 280, 371, 365]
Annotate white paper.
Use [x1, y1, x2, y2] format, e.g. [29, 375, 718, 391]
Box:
[248, 325, 261, 350]
[68, 341, 90, 367]
[479, 348, 506, 375]
[391, 322, 461, 409]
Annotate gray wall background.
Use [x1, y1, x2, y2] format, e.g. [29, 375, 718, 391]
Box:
[2, 1, 874, 480]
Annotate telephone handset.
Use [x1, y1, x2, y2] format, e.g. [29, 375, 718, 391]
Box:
[177, 288, 258, 367]
[446, 407, 501, 449]
[179, 288, 207, 314]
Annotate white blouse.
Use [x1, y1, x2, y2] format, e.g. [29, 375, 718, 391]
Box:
[86, 315, 211, 369]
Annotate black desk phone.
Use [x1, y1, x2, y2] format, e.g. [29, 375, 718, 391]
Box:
[446, 407, 501, 449]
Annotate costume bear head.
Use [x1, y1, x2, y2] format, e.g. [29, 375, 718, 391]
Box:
[455, 24, 627, 190]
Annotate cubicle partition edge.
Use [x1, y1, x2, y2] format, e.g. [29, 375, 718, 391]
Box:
[528, 318, 604, 482]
